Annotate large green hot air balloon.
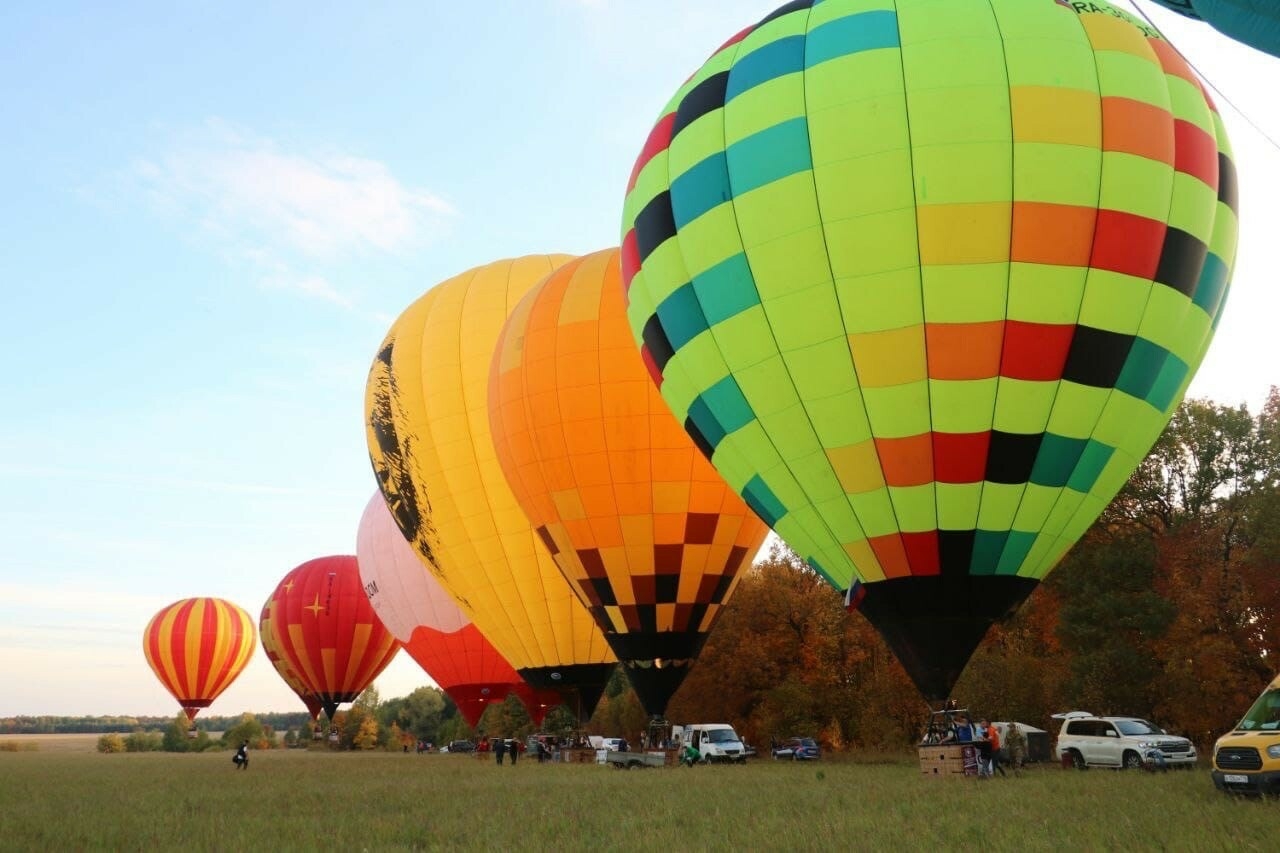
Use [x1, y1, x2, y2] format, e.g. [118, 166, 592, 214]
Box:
[621, 0, 1238, 700]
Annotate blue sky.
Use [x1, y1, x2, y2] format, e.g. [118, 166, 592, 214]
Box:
[2, 1, 1278, 717]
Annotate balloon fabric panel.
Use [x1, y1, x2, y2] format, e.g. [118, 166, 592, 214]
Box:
[365, 256, 617, 707]
[489, 248, 769, 714]
[621, 0, 1237, 699]
[143, 597, 255, 719]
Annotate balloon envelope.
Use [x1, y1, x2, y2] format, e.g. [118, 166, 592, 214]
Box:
[143, 597, 255, 720]
[489, 248, 770, 715]
[270, 555, 401, 719]
[1149, 0, 1280, 59]
[356, 491, 560, 726]
[259, 595, 323, 721]
[365, 255, 617, 721]
[621, 1, 1237, 699]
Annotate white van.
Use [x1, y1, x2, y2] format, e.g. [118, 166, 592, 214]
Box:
[673, 724, 747, 764]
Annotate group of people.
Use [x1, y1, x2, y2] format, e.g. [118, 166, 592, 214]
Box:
[938, 713, 1028, 778]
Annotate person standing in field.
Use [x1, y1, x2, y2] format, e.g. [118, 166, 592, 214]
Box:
[494, 737, 506, 766]
[508, 738, 518, 765]
[1004, 724, 1027, 775]
[233, 740, 249, 770]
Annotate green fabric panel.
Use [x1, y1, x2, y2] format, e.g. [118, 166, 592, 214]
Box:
[1136, 287, 1192, 363]
[899, 0, 997, 45]
[735, 174, 824, 255]
[849, 488, 900, 540]
[912, 142, 1012, 205]
[1165, 173, 1218, 242]
[640, 237, 694, 306]
[1148, 354, 1189, 414]
[887, 483, 938, 533]
[1097, 153, 1174, 222]
[674, 331, 732, 399]
[1045, 382, 1109, 439]
[1092, 392, 1158, 453]
[789, 450, 849, 505]
[1012, 144, 1104, 206]
[733, 355, 801, 419]
[992, 379, 1057, 434]
[1093, 50, 1169, 107]
[1006, 263, 1089, 325]
[1076, 269, 1150, 334]
[625, 276, 655, 329]
[812, 149, 915, 220]
[708, 433, 758, 494]
[768, 284, 847, 352]
[745, 226, 835, 301]
[808, 96, 909, 169]
[807, 389, 875, 448]
[716, 305, 783, 373]
[625, 153, 672, 226]
[719, 422, 779, 484]
[921, 263, 1010, 323]
[929, 379, 999, 433]
[861, 381, 932, 438]
[902, 85, 1012, 148]
[1017, 532, 1057, 579]
[724, 75, 806, 147]
[825, 210, 922, 282]
[667, 109, 730, 182]
[1010, 483, 1062, 534]
[783, 336, 858, 400]
[1037, 488, 1087, 542]
[1165, 74, 1214, 130]
[814, 494, 869, 544]
[674, 205, 746, 281]
[760, 461, 811, 516]
[804, 49, 905, 116]
[759, 404, 825, 460]
[936, 482, 982, 530]
[997, 32, 1097, 90]
[655, 361, 698, 421]
[976, 482, 1025, 531]
[837, 268, 925, 334]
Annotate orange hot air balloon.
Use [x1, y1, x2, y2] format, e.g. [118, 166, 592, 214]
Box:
[271, 556, 401, 720]
[489, 248, 770, 715]
[259, 595, 322, 721]
[356, 492, 561, 727]
[143, 597, 256, 721]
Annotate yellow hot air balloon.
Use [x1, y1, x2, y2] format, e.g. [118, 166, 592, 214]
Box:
[143, 597, 255, 720]
[488, 248, 769, 716]
[366, 256, 616, 720]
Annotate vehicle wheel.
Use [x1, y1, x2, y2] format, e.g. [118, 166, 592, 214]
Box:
[1070, 750, 1087, 770]
[1122, 751, 1143, 770]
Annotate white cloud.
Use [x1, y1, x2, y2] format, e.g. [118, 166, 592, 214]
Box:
[133, 119, 454, 306]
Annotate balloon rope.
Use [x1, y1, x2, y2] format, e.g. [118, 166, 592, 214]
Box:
[1123, 0, 1280, 154]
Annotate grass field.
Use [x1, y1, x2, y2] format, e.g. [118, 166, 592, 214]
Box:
[0, 748, 1273, 851]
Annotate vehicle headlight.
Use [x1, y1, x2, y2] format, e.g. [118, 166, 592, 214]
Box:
[1267, 744, 1280, 760]
[1137, 741, 1155, 749]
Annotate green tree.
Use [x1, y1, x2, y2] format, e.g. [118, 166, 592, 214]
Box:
[1051, 533, 1175, 716]
[222, 714, 275, 750]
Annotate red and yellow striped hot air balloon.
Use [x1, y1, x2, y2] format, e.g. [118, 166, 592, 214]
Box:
[270, 556, 401, 720]
[143, 597, 256, 721]
[259, 595, 322, 722]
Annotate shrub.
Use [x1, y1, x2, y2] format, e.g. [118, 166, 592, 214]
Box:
[97, 734, 126, 753]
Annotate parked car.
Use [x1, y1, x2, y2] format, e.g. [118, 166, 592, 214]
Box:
[772, 737, 820, 761]
[443, 739, 476, 753]
[1212, 673, 1280, 795]
[1053, 712, 1197, 769]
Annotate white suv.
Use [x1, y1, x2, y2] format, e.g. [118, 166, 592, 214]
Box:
[1053, 712, 1198, 769]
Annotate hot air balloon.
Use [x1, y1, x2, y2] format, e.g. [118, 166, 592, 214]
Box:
[259, 595, 323, 722]
[270, 555, 401, 720]
[365, 256, 617, 722]
[1148, 0, 1280, 60]
[143, 597, 255, 720]
[356, 491, 562, 727]
[621, 0, 1237, 701]
[488, 248, 770, 716]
